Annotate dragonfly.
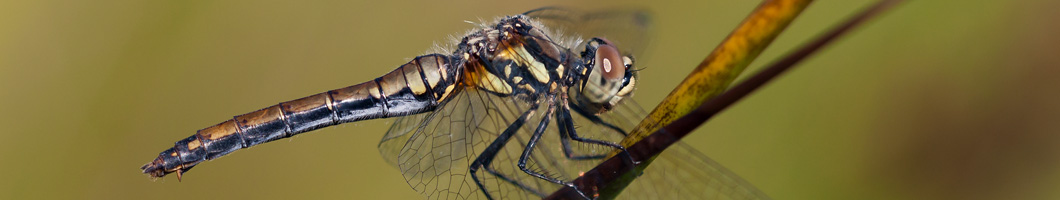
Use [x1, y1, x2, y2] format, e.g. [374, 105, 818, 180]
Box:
[141, 7, 769, 200]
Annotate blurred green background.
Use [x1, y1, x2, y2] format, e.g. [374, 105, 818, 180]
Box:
[2, 0, 1058, 199]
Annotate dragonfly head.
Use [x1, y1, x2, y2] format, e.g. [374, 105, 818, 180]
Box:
[574, 38, 637, 114]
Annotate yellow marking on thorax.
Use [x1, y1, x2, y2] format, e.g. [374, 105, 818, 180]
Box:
[556, 64, 565, 78]
[462, 62, 512, 94]
[513, 45, 550, 83]
[504, 64, 512, 77]
[478, 72, 512, 94]
[519, 83, 536, 94]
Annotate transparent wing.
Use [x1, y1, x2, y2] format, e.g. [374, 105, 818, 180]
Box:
[623, 143, 772, 200]
[599, 100, 773, 200]
[378, 92, 768, 199]
[378, 110, 429, 168]
[378, 88, 574, 200]
[523, 7, 654, 57]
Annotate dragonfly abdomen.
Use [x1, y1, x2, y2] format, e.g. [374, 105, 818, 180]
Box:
[142, 54, 462, 179]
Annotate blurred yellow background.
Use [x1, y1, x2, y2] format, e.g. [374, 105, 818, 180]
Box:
[2, 0, 1058, 199]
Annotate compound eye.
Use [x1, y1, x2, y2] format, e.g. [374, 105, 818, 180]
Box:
[594, 44, 625, 81]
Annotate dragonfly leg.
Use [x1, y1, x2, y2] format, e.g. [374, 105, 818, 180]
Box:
[560, 105, 637, 165]
[516, 104, 561, 182]
[556, 107, 607, 160]
[570, 104, 629, 136]
[469, 103, 539, 200]
[517, 102, 596, 199]
[480, 166, 547, 197]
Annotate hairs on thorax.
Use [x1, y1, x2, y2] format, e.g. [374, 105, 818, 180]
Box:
[421, 15, 587, 57]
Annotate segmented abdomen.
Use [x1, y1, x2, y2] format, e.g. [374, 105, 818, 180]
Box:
[142, 54, 461, 178]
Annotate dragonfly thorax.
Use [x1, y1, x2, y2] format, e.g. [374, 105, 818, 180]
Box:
[454, 15, 637, 114]
[456, 16, 577, 99]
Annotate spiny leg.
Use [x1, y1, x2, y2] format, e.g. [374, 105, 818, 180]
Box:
[516, 103, 593, 199]
[516, 103, 560, 182]
[516, 102, 600, 199]
[559, 104, 637, 165]
[469, 103, 542, 199]
[557, 106, 607, 160]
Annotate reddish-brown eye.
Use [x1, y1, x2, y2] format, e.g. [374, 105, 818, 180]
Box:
[594, 44, 625, 80]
